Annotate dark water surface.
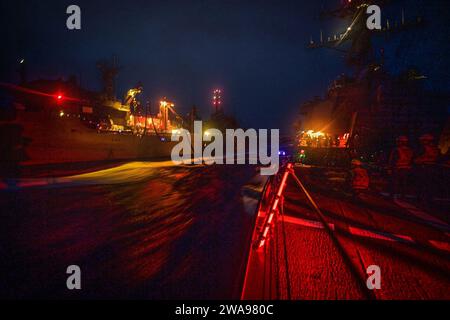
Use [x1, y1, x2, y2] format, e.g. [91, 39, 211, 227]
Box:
[0, 163, 265, 299]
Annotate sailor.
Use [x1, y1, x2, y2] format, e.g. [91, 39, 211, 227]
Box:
[415, 134, 440, 165]
[350, 159, 369, 198]
[414, 134, 440, 203]
[441, 150, 450, 199]
[388, 136, 413, 198]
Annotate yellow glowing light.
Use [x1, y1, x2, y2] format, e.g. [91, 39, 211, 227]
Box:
[305, 130, 326, 138]
[59, 111, 64, 117]
[160, 100, 175, 108]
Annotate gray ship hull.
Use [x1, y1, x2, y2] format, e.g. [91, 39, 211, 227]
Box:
[3, 109, 177, 166]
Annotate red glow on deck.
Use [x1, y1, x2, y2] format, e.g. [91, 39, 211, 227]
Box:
[258, 163, 292, 248]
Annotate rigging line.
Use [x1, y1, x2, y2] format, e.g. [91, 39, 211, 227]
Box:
[336, 6, 365, 47]
[279, 196, 292, 300]
[274, 209, 281, 299]
[269, 228, 274, 299]
[289, 168, 377, 300]
[168, 106, 187, 127]
[149, 113, 163, 140]
[262, 232, 268, 299]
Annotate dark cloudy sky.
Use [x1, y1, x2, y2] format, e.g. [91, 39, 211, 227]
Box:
[1, 0, 449, 130]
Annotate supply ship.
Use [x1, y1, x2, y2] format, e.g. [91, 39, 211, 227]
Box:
[0, 57, 182, 169]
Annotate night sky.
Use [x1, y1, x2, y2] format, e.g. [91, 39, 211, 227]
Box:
[1, 0, 449, 131]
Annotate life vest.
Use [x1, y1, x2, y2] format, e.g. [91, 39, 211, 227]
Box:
[352, 167, 369, 190]
[415, 145, 440, 165]
[393, 146, 413, 169]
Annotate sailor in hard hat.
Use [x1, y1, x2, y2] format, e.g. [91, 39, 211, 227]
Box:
[388, 136, 413, 199]
[415, 134, 440, 165]
[441, 149, 450, 199]
[350, 159, 369, 199]
[414, 133, 441, 203]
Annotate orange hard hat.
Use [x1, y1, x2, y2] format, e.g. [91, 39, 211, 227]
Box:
[351, 159, 362, 166]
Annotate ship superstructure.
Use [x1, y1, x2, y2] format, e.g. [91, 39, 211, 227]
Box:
[297, 0, 449, 154]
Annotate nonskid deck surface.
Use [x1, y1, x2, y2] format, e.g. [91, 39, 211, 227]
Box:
[242, 166, 450, 300]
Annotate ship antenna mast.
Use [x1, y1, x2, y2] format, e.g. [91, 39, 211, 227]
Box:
[97, 55, 121, 100]
[307, 1, 424, 71]
[213, 89, 222, 114]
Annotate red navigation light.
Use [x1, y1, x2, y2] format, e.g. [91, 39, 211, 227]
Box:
[57, 95, 63, 100]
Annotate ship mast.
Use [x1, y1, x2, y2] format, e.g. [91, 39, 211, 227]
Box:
[96, 56, 121, 100]
[212, 89, 222, 114]
[307, 0, 423, 71]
